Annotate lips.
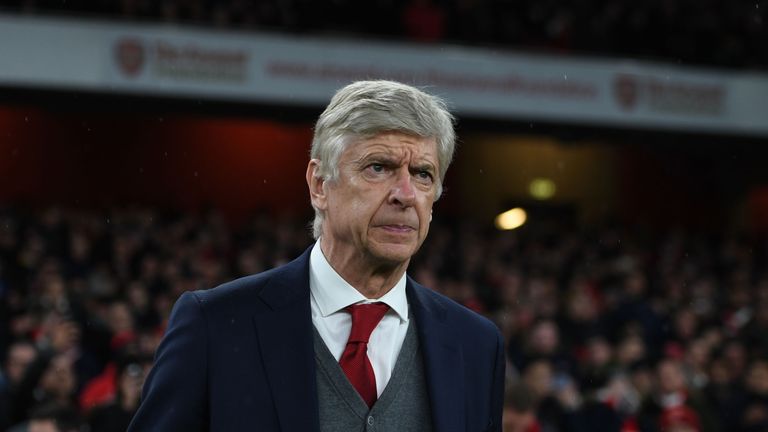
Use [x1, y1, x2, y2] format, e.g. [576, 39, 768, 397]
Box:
[377, 223, 416, 232]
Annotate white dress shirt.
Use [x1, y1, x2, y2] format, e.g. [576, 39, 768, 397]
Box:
[309, 243, 410, 397]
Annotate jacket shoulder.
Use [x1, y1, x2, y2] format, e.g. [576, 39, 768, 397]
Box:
[191, 254, 306, 315]
[196, 269, 275, 301]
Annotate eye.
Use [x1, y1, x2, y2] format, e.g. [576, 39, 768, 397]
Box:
[415, 170, 434, 183]
[363, 163, 389, 177]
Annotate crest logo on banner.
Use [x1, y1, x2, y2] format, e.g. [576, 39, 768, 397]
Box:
[115, 38, 146, 78]
[613, 74, 640, 111]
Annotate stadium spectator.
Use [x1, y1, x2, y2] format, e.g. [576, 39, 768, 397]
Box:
[1, 341, 37, 430]
[87, 356, 150, 432]
[739, 360, 768, 432]
[637, 358, 715, 432]
[7, 402, 82, 432]
[503, 382, 542, 432]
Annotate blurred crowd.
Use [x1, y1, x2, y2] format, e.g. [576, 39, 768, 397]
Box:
[1, 206, 768, 431]
[0, 0, 765, 69]
[0, 207, 309, 432]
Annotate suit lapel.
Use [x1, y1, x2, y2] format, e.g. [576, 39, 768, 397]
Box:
[252, 247, 320, 432]
[407, 279, 466, 432]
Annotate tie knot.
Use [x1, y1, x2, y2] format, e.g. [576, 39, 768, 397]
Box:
[346, 303, 390, 343]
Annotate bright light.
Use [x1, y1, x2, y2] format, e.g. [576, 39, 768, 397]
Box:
[529, 178, 556, 200]
[495, 208, 527, 230]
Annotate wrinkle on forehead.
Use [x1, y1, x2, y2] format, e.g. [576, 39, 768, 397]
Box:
[346, 134, 439, 170]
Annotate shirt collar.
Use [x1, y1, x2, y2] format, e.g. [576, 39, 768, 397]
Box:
[309, 242, 409, 322]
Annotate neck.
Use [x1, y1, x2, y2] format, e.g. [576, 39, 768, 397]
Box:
[319, 239, 408, 299]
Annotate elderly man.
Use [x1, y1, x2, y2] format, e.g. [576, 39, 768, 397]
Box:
[128, 80, 504, 432]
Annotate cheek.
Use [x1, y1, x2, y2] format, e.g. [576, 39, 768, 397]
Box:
[349, 201, 369, 221]
[338, 199, 378, 233]
[419, 199, 435, 224]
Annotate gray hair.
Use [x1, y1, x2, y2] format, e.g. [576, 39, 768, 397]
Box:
[309, 80, 456, 239]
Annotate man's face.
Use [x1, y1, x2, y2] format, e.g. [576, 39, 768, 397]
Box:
[311, 132, 439, 267]
[28, 420, 58, 432]
[6, 343, 36, 385]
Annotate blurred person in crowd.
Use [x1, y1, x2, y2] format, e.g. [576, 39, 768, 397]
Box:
[63, 229, 92, 280]
[521, 359, 578, 432]
[8, 311, 82, 424]
[105, 300, 136, 349]
[561, 276, 605, 350]
[1, 341, 37, 430]
[33, 354, 76, 407]
[739, 359, 768, 432]
[88, 356, 150, 432]
[702, 354, 742, 432]
[125, 281, 158, 330]
[629, 360, 655, 402]
[570, 369, 641, 432]
[638, 358, 715, 432]
[78, 299, 139, 412]
[510, 318, 570, 374]
[523, 359, 554, 408]
[615, 331, 647, 369]
[10, 351, 78, 428]
[722, 338, 749, 381]
[668, 307, 700, 349]
[128, 80, 505, 431]
[658, 406, 701, 432]
[611, 271, 664, 358]
[682, 337, 713, 391]
[723, 273, 753, 336]
[3, 341, 37, 390]
[743, 297, 768, 359]
[503, 382, 542, 432]
[526, 275, 560, 319]
[577, 335, 615, 389]
[8, 402, 82, 432]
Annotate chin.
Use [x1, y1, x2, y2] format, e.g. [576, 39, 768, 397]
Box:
[369, 243, 419, 265]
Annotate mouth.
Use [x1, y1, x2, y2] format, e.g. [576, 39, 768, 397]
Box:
[377, 224, 416, 233]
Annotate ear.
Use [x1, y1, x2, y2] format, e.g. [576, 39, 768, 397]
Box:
[306, 159, 328, 211]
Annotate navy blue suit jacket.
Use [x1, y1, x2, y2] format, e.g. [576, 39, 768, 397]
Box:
[128, 246, 505, 431]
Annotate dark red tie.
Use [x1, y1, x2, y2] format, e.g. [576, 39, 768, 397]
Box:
[339, 303, 390, 408]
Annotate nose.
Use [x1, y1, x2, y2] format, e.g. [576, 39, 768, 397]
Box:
[388, 168, 416, 208]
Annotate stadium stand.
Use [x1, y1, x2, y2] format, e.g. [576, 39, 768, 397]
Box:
[0, 0, 765, 69]
[1, 207, 768, 430]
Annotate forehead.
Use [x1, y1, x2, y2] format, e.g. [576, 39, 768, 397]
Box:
[343, 132, 438, 162]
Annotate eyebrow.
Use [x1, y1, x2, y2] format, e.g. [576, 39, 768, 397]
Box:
[410, 163, 436, 174]
[354, 152, 398, 165]
[356, 152, 437, 172]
